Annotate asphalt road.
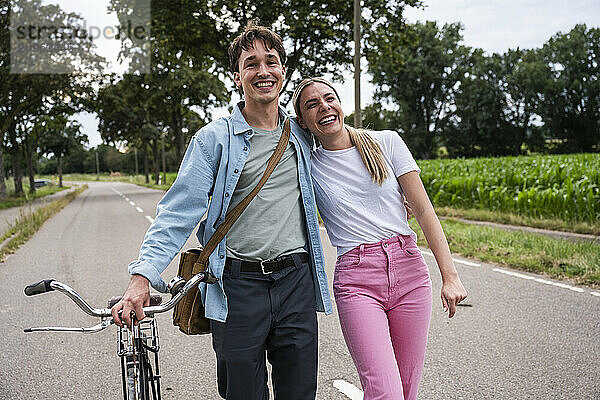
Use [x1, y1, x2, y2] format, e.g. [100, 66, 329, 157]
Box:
[0, 182, 598, 399]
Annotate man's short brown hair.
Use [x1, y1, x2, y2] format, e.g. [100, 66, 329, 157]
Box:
[228, 22, 287, 73]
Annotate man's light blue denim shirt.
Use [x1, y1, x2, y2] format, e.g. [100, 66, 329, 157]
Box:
[128, 102, 333, 322]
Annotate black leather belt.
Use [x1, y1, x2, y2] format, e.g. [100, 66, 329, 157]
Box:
[225, 253, 309, 274]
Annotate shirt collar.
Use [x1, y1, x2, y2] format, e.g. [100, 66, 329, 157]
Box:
[231, 101, 290, 135]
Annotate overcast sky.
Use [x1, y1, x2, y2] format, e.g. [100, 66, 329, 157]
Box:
[51, 0, 600, 147]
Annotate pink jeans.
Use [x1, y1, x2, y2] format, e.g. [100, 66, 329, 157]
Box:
[333, 235, 432, 400]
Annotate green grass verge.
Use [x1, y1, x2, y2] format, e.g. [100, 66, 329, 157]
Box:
[0, 185, 88, 262]
[410, 218, 600, 288]
[435, 206, 600, 236]
[0, 183, 68, 210]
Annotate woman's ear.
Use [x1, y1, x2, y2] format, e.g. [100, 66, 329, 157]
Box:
[233, 72, 241, 88]
[297, 115, 307, 129]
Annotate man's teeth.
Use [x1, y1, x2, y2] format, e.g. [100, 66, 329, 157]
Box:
[256, 82, 273, 87]
[319, 116, 336, 125]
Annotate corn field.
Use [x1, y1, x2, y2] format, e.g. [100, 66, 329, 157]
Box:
[418, 153, 600, 224]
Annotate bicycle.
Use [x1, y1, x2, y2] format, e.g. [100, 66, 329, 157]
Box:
[23, 271, 216, 400]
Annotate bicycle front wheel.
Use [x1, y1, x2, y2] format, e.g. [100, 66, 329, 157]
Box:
[124, 353, 151, 400]
[118, 319, 160, 400]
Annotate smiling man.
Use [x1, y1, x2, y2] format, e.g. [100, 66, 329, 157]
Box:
[111, 23, 332, 400]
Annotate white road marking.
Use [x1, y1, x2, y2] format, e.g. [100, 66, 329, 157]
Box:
[453, 258, 481, 267]
[333, 380, 363, 400]
[591, 292, 600, 297]
[420, 249, 481, 267]
[493, 268, 585, 293]
[113, 186, 152, 222]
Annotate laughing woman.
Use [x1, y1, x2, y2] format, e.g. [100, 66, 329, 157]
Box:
[292, 77, 467, 400]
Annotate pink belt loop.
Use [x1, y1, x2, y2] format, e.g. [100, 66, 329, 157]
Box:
[397, 234, 406, 249]
[359, 244, 365, 259]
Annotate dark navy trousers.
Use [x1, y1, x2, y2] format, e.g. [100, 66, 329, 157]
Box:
[210, 254, 318, 400]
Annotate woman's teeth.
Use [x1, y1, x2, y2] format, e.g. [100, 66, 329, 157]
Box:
[319, 116, 336, 125]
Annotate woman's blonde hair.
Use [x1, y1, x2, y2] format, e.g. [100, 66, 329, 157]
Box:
[292, 77, 389, 186]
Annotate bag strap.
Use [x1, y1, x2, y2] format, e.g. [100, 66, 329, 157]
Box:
[192, 118, 291, 273]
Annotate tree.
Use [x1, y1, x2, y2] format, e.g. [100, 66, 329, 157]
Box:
[500, 48, 549, 154]
[540, 24, 600, 152]
[345, 103, 395, 131]
[39, 117, 87, 187]
[1, 0, 103, 194]
[207, 0, 422, 106]
[108, 0, 229, 163]
[366, 20, 471, 158]
[96, 74, 164, 183]
[444, 50, 514, 157]
[99, 1, 424, 160]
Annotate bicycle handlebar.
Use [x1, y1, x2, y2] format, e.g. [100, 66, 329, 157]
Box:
[23, 271, 216, 333]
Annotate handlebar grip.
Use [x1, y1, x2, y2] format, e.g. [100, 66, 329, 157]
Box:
[24, 279, 55, 296]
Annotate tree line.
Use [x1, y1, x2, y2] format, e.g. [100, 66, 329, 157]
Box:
[1, 0, 598, 199]
[360, 20, 599, 159]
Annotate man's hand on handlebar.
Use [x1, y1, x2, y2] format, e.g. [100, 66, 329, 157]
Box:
[111, 274, 150, 328]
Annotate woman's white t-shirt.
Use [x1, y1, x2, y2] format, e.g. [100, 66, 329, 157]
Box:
[311, 130, 420, 256]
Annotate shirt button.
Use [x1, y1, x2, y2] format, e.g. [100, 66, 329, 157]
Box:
[224, 193, 229, 197]
[243, 147, 248, 151]
[234, 169, 239, 173]
[383, 243, 388, 248]
[220, 255, 224, 259]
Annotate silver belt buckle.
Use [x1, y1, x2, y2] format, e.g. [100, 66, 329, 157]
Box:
[260, 259, 273, 274]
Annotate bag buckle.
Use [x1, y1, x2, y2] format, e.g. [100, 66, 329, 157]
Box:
[260, 259, 273, 274]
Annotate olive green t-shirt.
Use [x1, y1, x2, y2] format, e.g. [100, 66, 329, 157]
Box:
[225, 123, 308, 261]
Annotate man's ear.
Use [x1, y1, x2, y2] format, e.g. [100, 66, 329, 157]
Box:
[297, 115, 307, 129]
[233, 72, 241, 88]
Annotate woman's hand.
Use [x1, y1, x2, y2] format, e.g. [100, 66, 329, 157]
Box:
[441, 276, 467, 318]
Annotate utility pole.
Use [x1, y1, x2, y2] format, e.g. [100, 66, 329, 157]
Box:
[134, 147, 139, 177]
[161, 134, 166, 186]
[354, 0, 362, 128]
[95, 150, 100, 180]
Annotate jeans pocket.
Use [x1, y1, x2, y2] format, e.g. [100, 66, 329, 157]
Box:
[404, 247, 420, 257]
[402, 236, 421, 258]
[335, 252, 361, 269]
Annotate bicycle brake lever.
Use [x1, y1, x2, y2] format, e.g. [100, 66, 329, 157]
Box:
[24, 319, 114, 334]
